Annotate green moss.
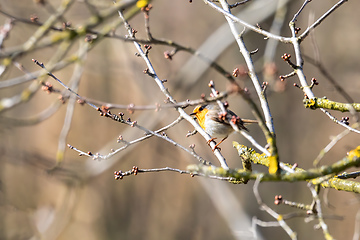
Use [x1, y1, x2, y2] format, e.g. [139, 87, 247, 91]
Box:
[304, 97, 360, 112]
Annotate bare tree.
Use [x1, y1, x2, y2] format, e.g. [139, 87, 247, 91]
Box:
[1, 0, 360, 239]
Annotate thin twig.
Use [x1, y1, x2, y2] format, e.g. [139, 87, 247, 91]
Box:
[308, 184, 334, 240]
[69, 115, 208, 164]
[253, 175, 298, 239]
[303, 54, 355, 105]
[229, 0, 252, 9]
[203, 0, 290, 43]
[290, 0, 312, 23]
[313, 123, 359, 166]
[32, 59, 98, 111]
[113, 166, 234, 181]
[337, 171, 360, 180]
[299, 0, 349, 42]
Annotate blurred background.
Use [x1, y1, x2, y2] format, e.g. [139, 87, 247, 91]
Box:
[1, 0, 360, 239]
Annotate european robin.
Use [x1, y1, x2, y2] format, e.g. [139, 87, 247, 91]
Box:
[190, 104, 257, 149]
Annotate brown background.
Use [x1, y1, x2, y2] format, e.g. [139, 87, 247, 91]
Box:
[1, 0, 360, 239]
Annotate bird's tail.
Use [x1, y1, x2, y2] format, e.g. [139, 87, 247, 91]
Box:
[242, 119, 258, 125]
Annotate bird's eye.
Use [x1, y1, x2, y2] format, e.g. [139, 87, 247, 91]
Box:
[199, 105, 206, 111]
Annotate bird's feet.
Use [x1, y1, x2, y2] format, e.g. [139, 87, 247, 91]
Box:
[206, 138, 221, 151]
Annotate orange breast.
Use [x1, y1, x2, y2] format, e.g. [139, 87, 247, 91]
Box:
[195, 110, 207, 130]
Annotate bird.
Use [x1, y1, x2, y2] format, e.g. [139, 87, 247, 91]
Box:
[190, 104, 257, 149]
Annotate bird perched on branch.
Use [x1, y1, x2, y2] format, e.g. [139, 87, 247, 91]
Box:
[190, 104, 257, 149]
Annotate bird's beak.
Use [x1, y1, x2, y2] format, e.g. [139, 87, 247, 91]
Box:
[190, 112, 196, 116]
